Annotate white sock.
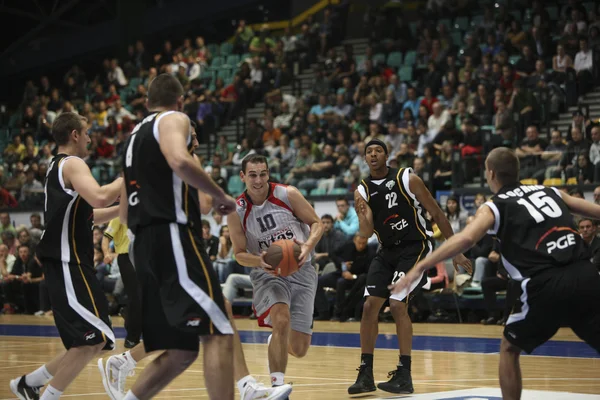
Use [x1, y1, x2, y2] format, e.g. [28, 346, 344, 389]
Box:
[40, 385, 62, 400]
[25, 365, 53, 387]
[237, 375, 256, 394]
[123, 351, 137, 366]
[270, 372, 285, 386]
[123, 391, 140, 400]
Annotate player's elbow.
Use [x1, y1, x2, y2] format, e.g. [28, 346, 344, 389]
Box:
[167, 153, 191, 176]
[90, 190, 113, 208]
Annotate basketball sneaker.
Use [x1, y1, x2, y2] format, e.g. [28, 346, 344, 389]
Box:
[377, 367, 414, 394]
[347, 364, 376, 394]
[240, 381, 292, 400]
[9, 375, 41, 400]
[98, 353, 136, 400]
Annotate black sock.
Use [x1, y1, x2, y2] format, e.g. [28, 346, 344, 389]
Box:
[399, 355, 411, 371]
[361, 353, 374, 369]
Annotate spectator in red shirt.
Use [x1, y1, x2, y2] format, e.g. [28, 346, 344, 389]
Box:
[95, 132, 115, 159]
[420, 86, 439, 114]
[499, 64, 518, 99]
[0, 187, 17, 208]
[104, 84, 120, 106]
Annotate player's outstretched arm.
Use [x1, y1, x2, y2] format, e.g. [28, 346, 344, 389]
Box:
[354, 189, 374, 238]
[193, 154, 214, 215]
[228, 208, 273, 271]
[408, 173, 472, 273]
[286, 186, 324, 264]
[561, 190, 600, 219]
[63, 157, 123, 208]
[390, 205, 494, 294]
[158, 113, 234, 215]
[93, 206, 120, 225]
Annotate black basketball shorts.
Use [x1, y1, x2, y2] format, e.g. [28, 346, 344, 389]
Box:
[133, 222, 233, 353]
[43, 259, 115, 350]
[504, 260, 600, 354]
[365, 240, 432, 302]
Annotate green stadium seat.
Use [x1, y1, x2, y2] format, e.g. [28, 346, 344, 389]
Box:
[329, 188, 348, 195]
[207, 43, 219, 56]
[310, 188, 327, 196]
[402, 50, 416, 66]
[409, 22, 417, 36]
[398, 66, 413, 82]
[228, 175, 244, 196]
[129, 77, 142, 88]
[220, 42, 234, 56]
[470, 15, 483, 27]
[299, 188, 308, 197]
[510, 10, 521, 21]
[226, 55, 240, 66]
[584, 2, 595, 13]
[211, 56, 224, 68]
[373, 53, 386, 66]
[509, 55, 521, 65]
[240, 53, 251, 63]
[451, 31, 463, 47]
[386, 51, 403, 68]
[438, 18, 451, 30]
[454, 16, 469, 31]
[546, 6, 558, 20]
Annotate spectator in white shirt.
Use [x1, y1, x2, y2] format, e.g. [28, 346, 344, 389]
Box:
[564, 9, 587, 35]
[107, 99, 135, 124]
[333, 94, 353, 119]
[367, 94, 382, 123]
[385, 122, 404, 156]
[273, 102, 293, 130]
[427, 102, 450, 138]
[574, 38, 594, 97]
[108, 59, 128, 88]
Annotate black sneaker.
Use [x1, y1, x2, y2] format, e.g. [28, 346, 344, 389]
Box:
[377, 368, 414, 394]
[9, 375, 41, 400]
[124, 338, 140, 348]
[347, 364, 376, 394]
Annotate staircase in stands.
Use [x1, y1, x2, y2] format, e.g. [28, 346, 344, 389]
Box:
[196, 38, 370, 159]
[550, 87, 600, 135]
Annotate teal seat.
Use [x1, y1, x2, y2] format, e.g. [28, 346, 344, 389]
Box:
[211, 56, 224, 68]
[509, 55, 521, 65]
[470, 15, 483, 27]
[451, 31, 463, 47]
[310, 188, 327, 196]
[239, 53, 251, 63]
[510, 10, 521, 21]
[207, 43, 219, 56]
[409, 22, 417, 36]
[129, 77, 142, 88]
[398, 65, 413, 82]
[226, 54, 240, 66]
[386, 51, 403, 68]
[438, 18, 452, 29]
[454, 16, 469, 31]
[91, 166, 102, 182]
[228, 175, 244, 196]
[217, 68, 232, 81]
[269, 172, 281, 181]
[329, 188, 348, 195]
[299, 189, 308, 197]
[220, 42, 233, 56]
[402, 50, 416, 66]
[355, 55, 366, 67]
[373, 53, 386, 66]
[546, 6, 558, 21]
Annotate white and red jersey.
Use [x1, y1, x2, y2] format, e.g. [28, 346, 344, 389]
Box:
[236, 182, 312, 267]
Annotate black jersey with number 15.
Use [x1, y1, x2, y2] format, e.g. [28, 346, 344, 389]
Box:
[484, 184, 587, 280]
[122, 111, 202, 235]
[358, 167, 432, 247]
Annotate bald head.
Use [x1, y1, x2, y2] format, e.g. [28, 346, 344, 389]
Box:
[486, 147, 520, 188]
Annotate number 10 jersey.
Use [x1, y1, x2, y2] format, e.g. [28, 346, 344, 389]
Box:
[484, 184, 587, 281]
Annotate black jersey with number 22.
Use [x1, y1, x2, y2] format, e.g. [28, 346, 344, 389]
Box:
[358, 167, 432, 247]
[485, 184, 587, 280]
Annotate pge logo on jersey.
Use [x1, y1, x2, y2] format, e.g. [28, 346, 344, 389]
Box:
[546, 233, 576, 254]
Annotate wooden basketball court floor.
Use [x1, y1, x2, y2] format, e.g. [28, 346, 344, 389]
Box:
[0, 315, 599, 399]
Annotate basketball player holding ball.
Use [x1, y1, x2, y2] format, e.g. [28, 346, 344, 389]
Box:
[228, 154, 324, 390]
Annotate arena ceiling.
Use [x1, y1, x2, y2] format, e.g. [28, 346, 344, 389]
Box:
[0, 0, 166, 61]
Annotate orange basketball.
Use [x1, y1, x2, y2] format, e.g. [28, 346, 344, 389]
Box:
[264, 239, 302, 277]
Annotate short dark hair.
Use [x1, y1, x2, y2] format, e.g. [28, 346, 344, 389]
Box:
[578, 217, 597, 226]
[336, 196, 349, 205]
[147, 73, 184, 109]
[242, 154, 269, 173]
[486, 147, 520, 186]
[321, 214, 334, 222]
[51, 112, 86, 146]
[201, 219, 211, 230]
[18, 244, 30, 251]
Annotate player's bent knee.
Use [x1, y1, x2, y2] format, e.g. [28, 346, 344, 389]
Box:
[389, 300, 408, 316]
[363, 297, 383, 320]
[166, 349, 199, 370]
[289, 337, 310, 358]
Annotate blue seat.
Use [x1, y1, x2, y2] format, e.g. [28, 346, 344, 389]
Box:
[398, 65, 413, 82]
[228, 175, 244, 196]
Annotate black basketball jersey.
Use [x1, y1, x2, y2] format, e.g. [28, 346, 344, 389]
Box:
[485, 184, 587, 280]
[37, 154, 94, 266]
[358, 167, 432, 247]
[122, 111, 202, 235]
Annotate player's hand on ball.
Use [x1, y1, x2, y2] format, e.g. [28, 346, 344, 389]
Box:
[259, 251, 277, 275]
[214, 194, 236, 215]
[293, 238, 309, 266]
[452, 253, 472, 274]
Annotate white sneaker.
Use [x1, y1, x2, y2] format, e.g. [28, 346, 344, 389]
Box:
[241, 381, 292, 400]
[97, 353, 136, 400]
